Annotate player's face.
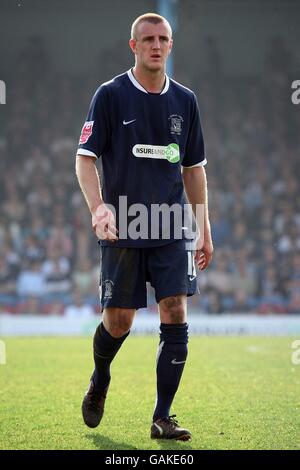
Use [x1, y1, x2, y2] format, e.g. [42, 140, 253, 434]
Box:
[130, 21, 173, 72]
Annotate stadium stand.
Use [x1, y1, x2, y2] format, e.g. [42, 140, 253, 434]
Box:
[0, 35, 299, 315]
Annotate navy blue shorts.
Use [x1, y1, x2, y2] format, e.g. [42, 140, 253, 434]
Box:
[99, 239, 198, 309]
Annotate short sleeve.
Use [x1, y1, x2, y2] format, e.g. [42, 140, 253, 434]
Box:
[181, 93, 206, 168]
[77, 86, 111, 159]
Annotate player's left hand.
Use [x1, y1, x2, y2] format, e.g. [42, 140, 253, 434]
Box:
[194, 236, 214, 271]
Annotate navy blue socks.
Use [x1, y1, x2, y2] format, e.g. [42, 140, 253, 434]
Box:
[92, 322, 129, 393]
[153, 323, 188, 421]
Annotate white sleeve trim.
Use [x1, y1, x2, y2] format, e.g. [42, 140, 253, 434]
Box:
[181, 158, 207, 168]
[76, 149, 98, 159]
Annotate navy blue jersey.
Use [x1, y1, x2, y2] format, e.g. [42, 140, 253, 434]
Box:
[77, 69, 206, 247]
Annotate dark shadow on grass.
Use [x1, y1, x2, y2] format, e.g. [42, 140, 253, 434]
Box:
[85, 433, 197, 451]
[155, 438, 194, 451]
[85, 433, 139, 451]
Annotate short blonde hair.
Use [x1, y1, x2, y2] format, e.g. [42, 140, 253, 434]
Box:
[131, 13, 172, 40]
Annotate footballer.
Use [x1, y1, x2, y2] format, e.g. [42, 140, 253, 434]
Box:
[75, 13, 213, 440]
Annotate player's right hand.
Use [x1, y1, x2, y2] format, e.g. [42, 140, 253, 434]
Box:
[194, 235, 213, 271]
[92, 203, 118, 241]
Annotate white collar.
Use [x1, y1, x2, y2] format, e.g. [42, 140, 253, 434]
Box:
[127, 69, 170, 95]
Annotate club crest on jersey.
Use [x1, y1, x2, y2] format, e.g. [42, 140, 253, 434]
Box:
[79, 121, 94, 144]
[169, 114, 183, 136]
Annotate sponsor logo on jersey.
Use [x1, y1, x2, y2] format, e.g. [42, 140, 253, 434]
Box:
[79, 121, 94, 144]
[132, 143, 180, 163]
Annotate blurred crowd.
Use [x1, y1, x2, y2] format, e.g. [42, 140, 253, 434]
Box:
[0, 36, 299, 315]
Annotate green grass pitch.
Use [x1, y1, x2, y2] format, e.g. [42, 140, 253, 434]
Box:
[0, 336, 299, 450]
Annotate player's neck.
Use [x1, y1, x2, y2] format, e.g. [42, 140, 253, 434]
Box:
[132, 66, 166, 94]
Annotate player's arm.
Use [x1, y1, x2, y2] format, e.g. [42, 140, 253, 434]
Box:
[75, 155, 117, 241]
[182, 165, 213, 270]
[76, 86, 117, 241]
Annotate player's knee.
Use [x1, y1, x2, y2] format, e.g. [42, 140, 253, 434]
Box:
[159, 296, 187, 324]
[109, 324, 130, 338]
[104, 308, 135, 337]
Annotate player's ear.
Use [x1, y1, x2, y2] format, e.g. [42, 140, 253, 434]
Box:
[168, 38, 173, 55]
[129, 38, 137, 54]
